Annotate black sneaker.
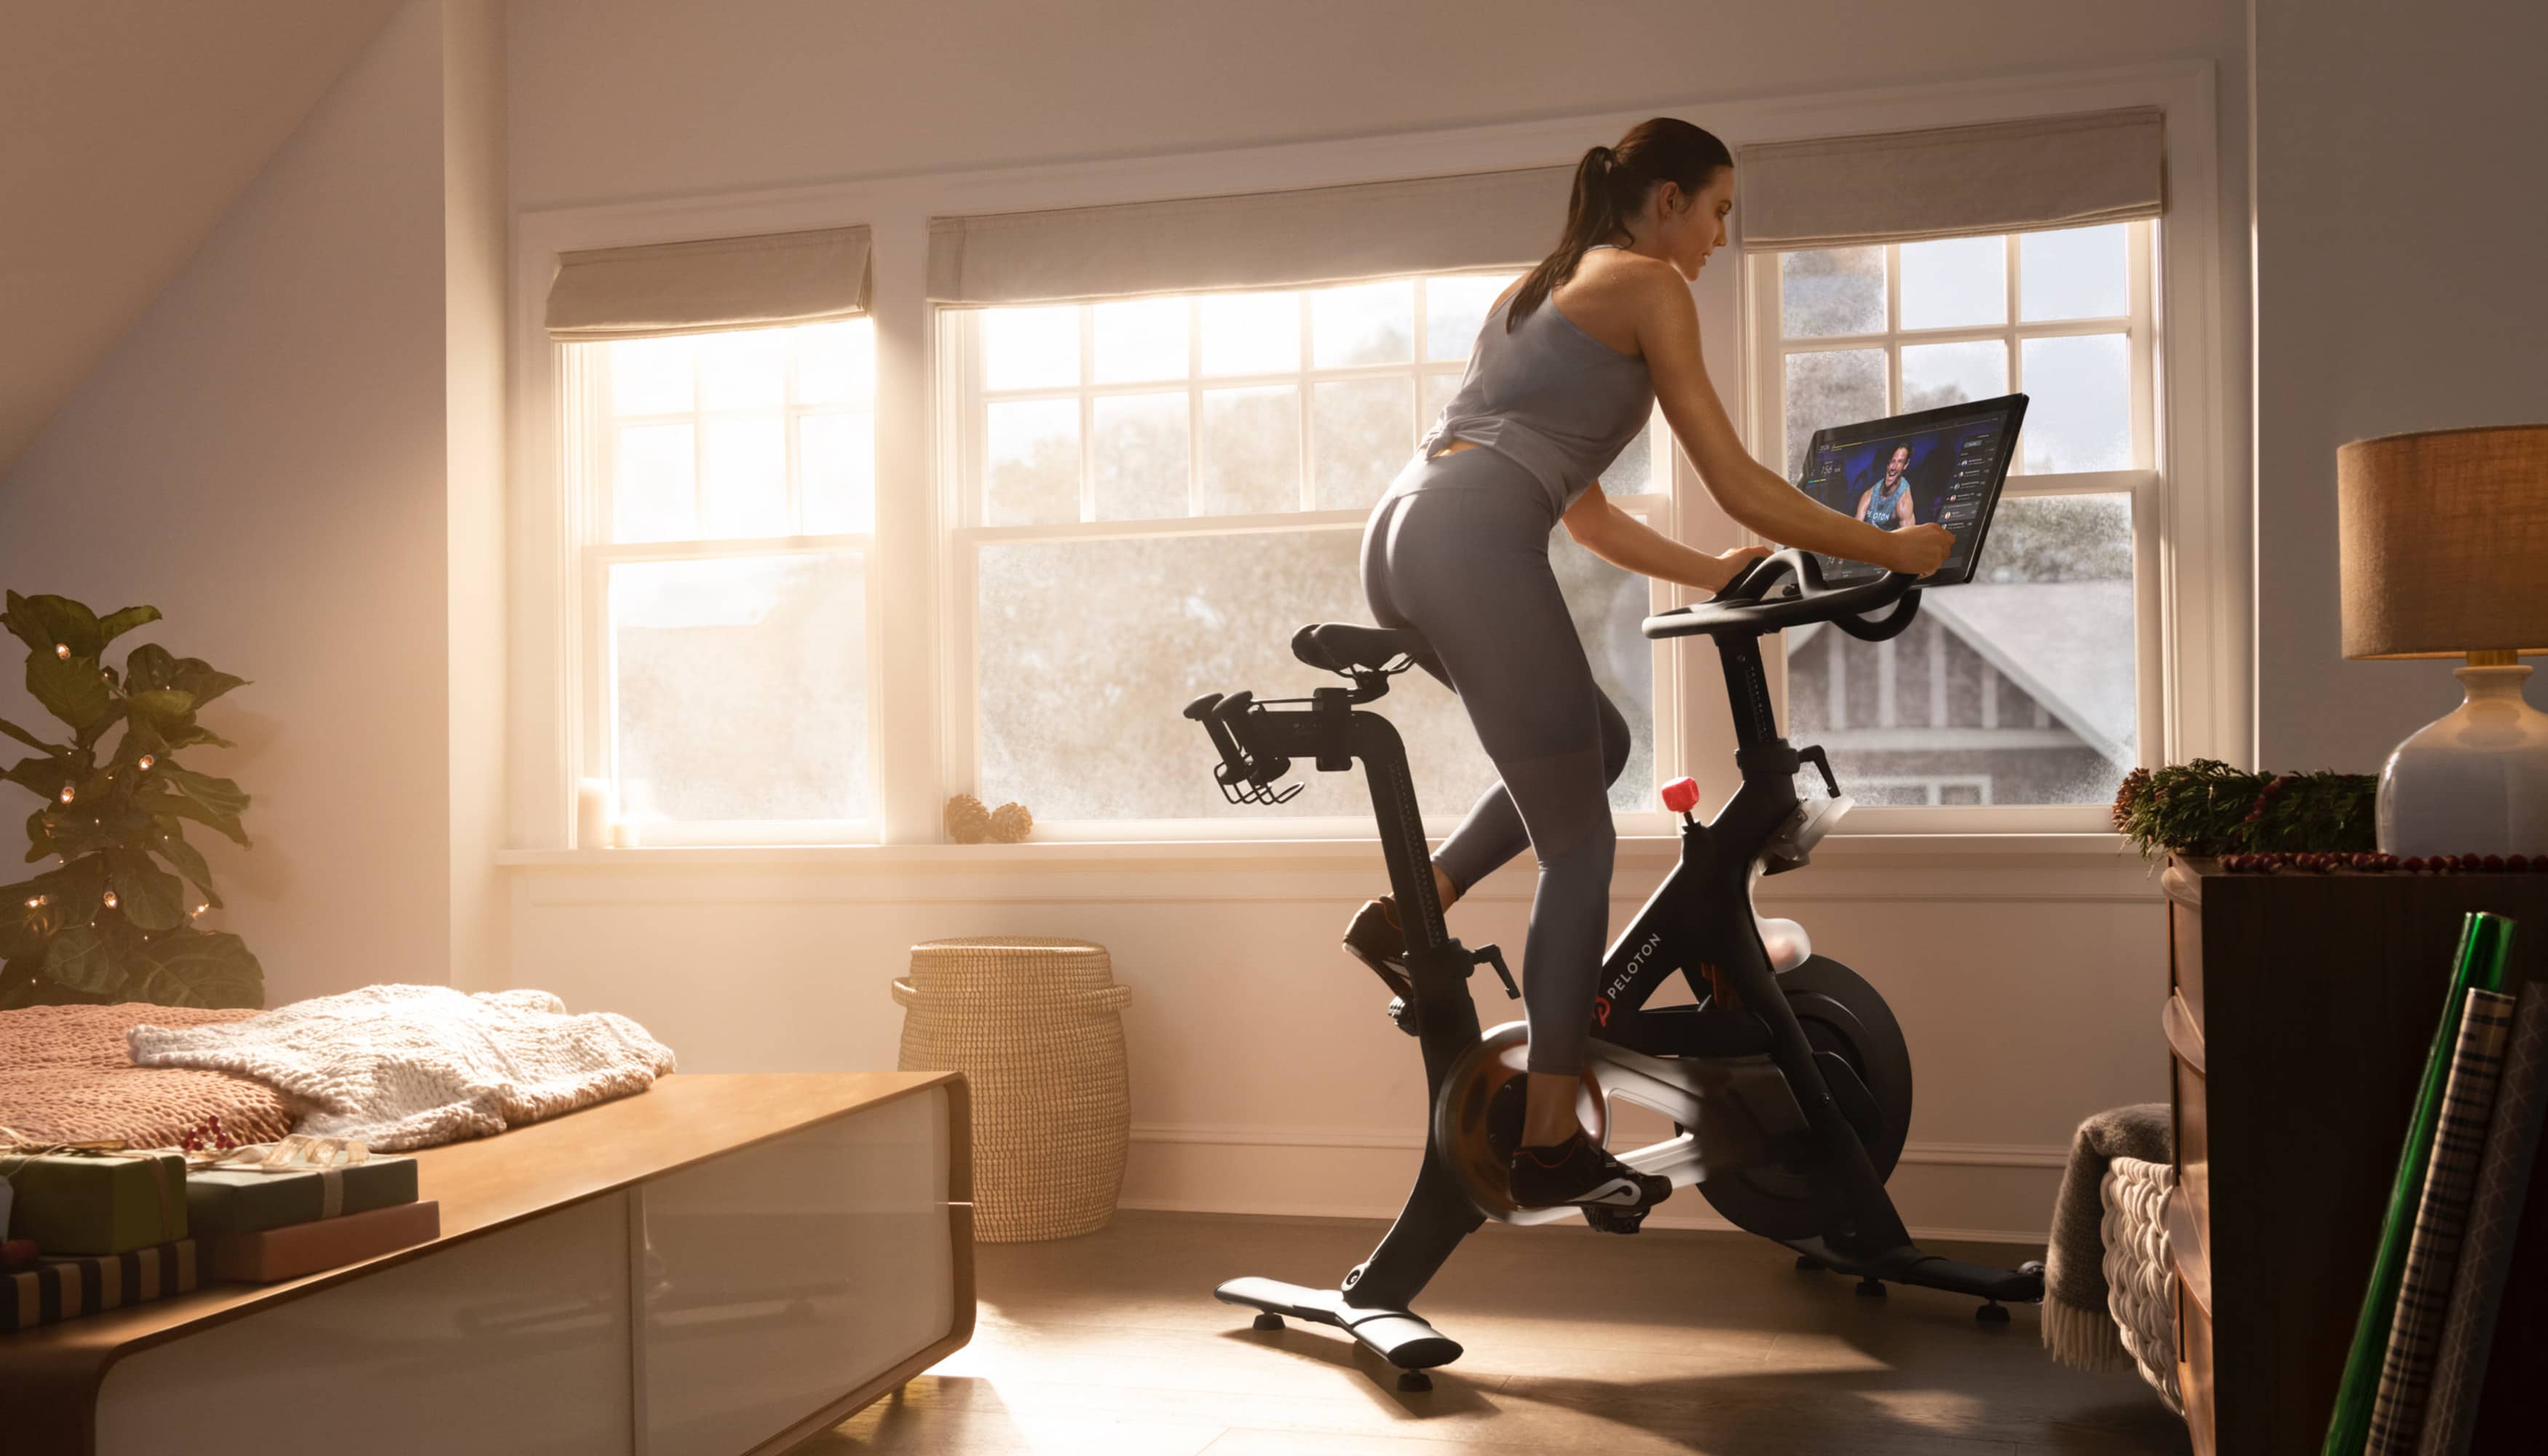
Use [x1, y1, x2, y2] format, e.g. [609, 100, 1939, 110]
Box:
[1508, 1133, 1673, 1211]
[1341, 897, 1415, 1000]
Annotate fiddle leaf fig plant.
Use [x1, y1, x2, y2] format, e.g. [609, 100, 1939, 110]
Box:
[0, 593, 263, 1009]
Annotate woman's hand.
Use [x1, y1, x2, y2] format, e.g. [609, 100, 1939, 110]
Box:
[1703, 544, 1773, 593]
[1875, 523, 1955, 577]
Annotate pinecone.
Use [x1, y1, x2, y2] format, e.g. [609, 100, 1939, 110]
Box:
[986, 802, 1034, 844]
[943, 793, 991, 844]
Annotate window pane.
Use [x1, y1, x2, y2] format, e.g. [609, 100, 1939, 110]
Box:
[611, 552, 867, 824]
[984, 306, 1080, 391]
[1313, 376, 1415, 511]
[614, 423, 696, 542]
[701, 416, 788, 539]
[1425, 273, 1517, 362]
[611, 336, 695, 416]
[1313, 280, 1415, 368]
[974, 529, 1650, 820]
[1784, 348, 1887, 480]
[2019, 333, 2131, 472]
[1093, 297, 1189, 384]
[1199, 385, 1299, 515]
[2020, 224, 2129, 321]
[801, 412, 874, 534]
[1780, 247, 1885, 338]
[1093, 392, 1190, 521]
[794, 320, 874, 405]
[1899, 236, 2006, 330]
[699, 329, 789, 411]
[986, 398, 1081, 526]
[1200, 291, 1300, 376]
[1902, 339, 2009, 414]
[1785, 494, 2134, 807]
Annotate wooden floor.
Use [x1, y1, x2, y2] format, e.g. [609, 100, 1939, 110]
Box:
[807, 1210, 2191, 1456]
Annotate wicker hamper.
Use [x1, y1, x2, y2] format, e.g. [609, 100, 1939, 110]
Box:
[893, 936, 1131, 1243]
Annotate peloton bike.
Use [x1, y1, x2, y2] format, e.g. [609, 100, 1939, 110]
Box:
[1180, 398, 2045, 1390]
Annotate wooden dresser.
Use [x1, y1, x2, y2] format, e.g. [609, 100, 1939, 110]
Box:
[2162, 860, 2548, 1455]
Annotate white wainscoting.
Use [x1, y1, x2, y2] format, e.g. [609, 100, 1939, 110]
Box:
[505, 834, 2165, 1242]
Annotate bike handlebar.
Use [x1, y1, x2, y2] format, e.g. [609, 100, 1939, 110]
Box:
[1642, 547, 1923, 643]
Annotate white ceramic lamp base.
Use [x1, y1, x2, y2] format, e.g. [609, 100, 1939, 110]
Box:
[2376, 664, 2548, 857]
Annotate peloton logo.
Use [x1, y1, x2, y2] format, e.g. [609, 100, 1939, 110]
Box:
[1603, 931, 1665, 1002]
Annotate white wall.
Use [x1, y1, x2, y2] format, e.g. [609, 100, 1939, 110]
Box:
[0, 0, 509, 1007]
[2250, 0, 2548, 769]
[499, 0, 2251, 1238]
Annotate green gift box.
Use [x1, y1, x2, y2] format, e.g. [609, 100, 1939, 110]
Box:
[184, 1156, 418, 1236]
[1, 1150, 189, 1256]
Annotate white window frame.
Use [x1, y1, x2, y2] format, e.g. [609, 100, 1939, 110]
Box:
[1740, 222, 2166, 834]
[936, 283, 1679, 840]
[505, 61, 2239, 860]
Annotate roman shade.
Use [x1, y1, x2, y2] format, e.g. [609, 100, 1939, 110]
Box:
[544, 225, 873, 341]
[927, 166, 1575, 306]
[1736, 107, 2165, 251]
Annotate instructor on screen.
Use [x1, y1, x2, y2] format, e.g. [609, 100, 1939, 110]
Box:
[1853, 444, 1918, 530]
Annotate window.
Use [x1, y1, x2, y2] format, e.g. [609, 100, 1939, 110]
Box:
[571, 321, 879, 843]
[945, 275, 1666, 829]
[1752, 223, 2153, 810]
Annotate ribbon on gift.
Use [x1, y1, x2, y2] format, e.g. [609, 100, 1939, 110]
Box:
[189, 1134, 371, 1174]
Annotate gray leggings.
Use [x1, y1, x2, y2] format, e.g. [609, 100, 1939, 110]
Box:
[1361, 448, 1630, 1075]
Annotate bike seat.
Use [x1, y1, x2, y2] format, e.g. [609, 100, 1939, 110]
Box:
[1291, 622, 1428, 674]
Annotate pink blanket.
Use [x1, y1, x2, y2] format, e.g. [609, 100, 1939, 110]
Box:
[0, 1002, 296, 1149]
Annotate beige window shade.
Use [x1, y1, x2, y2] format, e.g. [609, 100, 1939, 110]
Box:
[1736, 108, 2164, 251]
[927, 166, 1575, 306]
[544, 225, 873, 341]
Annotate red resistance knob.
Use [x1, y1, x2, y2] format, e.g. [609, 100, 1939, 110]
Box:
[1660, 777, 1702, 815]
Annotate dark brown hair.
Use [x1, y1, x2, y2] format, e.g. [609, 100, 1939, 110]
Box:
[1508, 117, 1733, 330]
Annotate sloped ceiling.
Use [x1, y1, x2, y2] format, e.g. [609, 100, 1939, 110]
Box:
[0, 0, 406, 479]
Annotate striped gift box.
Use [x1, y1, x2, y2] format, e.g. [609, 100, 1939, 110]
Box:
[2, 1240, 199, 1332]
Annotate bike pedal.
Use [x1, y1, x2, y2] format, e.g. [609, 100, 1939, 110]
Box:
[1581, 1205, 1649, 1235]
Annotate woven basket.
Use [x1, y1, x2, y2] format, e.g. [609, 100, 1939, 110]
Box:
[893, 936, 1131, 1243]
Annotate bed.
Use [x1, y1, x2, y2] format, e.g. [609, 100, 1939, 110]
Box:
[1, 1070, 975, 1455]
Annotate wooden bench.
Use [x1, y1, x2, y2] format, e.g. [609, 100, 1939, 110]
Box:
[1, 1072, 973, 1455]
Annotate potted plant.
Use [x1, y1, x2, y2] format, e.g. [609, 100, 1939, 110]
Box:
[0, 593, 263, 1008]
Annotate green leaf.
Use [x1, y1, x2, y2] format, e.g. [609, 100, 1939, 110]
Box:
[124, 689, 196, 721]
[0, 881, 47, 961]
[0, 956, 48, 1010]
[130, 930, 262, 1009]
[157, 763, 250, 822]
[4, 754, 73, 802]
[98, 606, 162, 646]
[104, 850, 186, 932]
[124, 644, 246, 708]
[25, 808, 53, 862]
[25, 651, 114, 735]
[44, 924, 123, 994]
[146, 823, 221, 908]
[37, 855, 108, 920]
[134, 790, 251, 848]
[0, 716, 68, 755]
[2, 593, 104, 660]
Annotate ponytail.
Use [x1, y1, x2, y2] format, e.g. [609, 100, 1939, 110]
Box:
[1507, 119, 1733, 331]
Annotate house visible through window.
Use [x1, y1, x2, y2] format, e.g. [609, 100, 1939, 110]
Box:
[1759, 223, 2151, 809]
[949, 274, 1666, 828]
[577, 320, 878, 841]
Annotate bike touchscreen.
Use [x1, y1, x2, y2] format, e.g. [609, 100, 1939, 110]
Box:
[1792, 393, 2027, 587]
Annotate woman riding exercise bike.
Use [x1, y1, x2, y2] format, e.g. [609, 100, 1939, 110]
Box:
[1341, 117, 1953, 1212]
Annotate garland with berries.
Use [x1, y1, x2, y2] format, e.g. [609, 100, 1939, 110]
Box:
[2217, 852, 2541, 875]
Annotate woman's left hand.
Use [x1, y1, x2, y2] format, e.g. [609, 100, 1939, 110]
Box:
[1704, 545, 1773, 592]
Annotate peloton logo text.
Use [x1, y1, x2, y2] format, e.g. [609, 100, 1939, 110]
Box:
[1604, 931, 1665, 1002]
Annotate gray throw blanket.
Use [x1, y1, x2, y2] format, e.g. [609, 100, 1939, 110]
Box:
[2043, 1103, 2173, 1372]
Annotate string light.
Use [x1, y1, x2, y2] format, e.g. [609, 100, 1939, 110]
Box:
[138, 754, 155, 771]
[192, 903, 209, 917]
[54, 644, 69, 660]
[23, 896, 39, 909]
[58, 786, 74, 804]
[102, 890, 119, 910]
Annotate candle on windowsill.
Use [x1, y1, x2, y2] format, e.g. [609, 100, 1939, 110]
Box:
[576, 778, 614, 850]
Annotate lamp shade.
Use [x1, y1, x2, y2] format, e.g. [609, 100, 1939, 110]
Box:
[2338, 424, 2548, 659]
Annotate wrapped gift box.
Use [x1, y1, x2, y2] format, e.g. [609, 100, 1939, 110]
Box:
[185, 1155, 418, 1237]
[1, 1240, 198, 1332]
[1, 1150, 188, 1255]
[209, 1200, 440, 1284]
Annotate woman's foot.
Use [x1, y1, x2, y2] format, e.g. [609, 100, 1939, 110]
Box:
[1341, 897, 1415, 1000]
[1508, 1133, 1673, 1211]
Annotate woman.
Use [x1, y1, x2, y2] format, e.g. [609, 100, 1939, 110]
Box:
[1342, 118, 1953, 1212]
[1856, 444, 1919, 529]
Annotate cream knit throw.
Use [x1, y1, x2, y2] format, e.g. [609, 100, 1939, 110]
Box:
[127, 985, 677, 1151]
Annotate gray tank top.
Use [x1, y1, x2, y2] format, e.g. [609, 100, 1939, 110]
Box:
[1417, 254, 1656, 515]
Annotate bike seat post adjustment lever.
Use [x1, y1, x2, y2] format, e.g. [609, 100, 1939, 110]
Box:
[1660, 777, 1702, 825]
[1471, 943, 1520, 1000]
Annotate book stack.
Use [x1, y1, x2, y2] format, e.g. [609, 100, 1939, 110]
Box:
[2321, 911, 2548, 1455]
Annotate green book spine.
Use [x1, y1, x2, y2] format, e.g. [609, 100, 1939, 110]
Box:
[2324, 911, 2516, 1456]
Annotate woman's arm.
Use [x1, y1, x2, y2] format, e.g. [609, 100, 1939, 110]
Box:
[1632, 267, 1952, 577]
[1562, 484, 1769, 593]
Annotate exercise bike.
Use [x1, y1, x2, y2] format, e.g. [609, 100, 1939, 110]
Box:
[1180, 547, 2045, 1390]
